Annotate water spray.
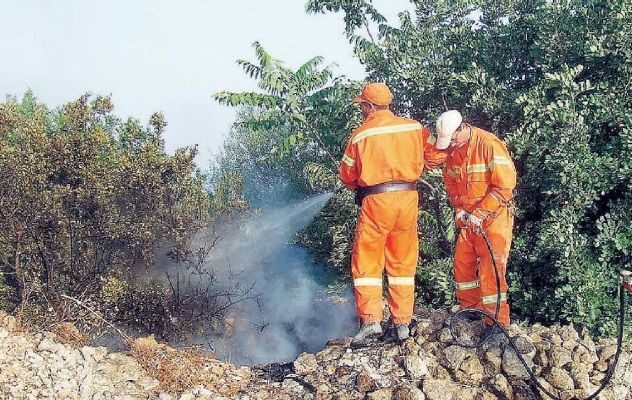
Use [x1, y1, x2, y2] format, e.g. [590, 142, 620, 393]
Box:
[168, 193, 356, 366]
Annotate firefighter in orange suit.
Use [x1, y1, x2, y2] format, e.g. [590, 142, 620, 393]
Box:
[435, 110, 516, 334]
[340, 83, 446, 343]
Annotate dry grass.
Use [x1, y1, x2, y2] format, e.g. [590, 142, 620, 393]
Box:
[128, 335, 244, 396]
[51, 321, 89, 347]
[0, 310, 23, 333]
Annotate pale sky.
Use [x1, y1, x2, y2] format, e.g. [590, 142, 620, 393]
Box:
[0, 0, 413, 169]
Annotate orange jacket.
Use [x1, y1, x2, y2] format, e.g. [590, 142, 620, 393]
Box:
[340, 110, 446, 189]
[443, 126, 516, 219]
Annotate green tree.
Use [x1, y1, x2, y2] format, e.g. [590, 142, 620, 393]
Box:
[0, 92, 210, 337]
[309, 0, 631, 333]
[213, 41, 360, 170]
[506, 0, 632, 332]
[210, 43, 357, 286]
[212, 39, 455, 299]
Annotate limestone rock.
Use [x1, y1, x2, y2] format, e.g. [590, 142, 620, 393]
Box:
[548, 345, 573, 368]
[0, 308, 630, 400]
[502, 347, 534, 380]
[490, 373, 513, 399]
[543, 366, 575, 391]
[422, 379, 460, 400]
[294, 352, 318, 375]
[393, 384, 426, 400]
[404, 354, 428, 379]
[356, 369, 377, 392]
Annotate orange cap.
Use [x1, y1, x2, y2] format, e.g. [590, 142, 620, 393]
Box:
[352, 83, 392, 105]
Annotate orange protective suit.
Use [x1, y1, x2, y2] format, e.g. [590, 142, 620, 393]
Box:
[443, 126, 516, 327]
[340, 109, 446, 324]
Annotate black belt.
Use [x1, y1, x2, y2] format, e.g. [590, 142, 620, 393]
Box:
[355, 181, 417, 205]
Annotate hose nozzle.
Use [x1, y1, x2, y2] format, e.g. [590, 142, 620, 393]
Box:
[621, 270, 632, 293]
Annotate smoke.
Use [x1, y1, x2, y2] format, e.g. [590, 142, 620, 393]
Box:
[172, 192, 356, 366]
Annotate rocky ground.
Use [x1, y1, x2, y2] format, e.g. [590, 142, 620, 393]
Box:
[0, 308, 630, 400]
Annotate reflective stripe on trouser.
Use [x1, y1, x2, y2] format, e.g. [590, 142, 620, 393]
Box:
[453, 207, 513, 327]
[352, 190, 418, 325]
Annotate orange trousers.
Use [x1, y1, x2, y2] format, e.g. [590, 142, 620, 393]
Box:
[351, 190, 418, 325]
[454, 206, 513, 327]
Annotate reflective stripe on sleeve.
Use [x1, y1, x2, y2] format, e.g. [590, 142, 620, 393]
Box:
[353, 277, 383, 287]
[352, 123, 422, 144]
[467, 157, 512, 174]
[489, 155, 513, 169]
[342, 154, 355, 167]
[481, 292, 508, 304]
[455, 279, 480, 290]
[467, 164, 489, 173]
[387, 276, 415, 286]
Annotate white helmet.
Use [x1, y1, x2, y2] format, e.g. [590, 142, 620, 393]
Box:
[435, 110, 463, 150]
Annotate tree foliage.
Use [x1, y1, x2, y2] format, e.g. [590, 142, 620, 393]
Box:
[0, 91, 210, 336]
[213, 0, 632, 335]
[213, 41, 455, 298]
[302, 0, 632, 333]
[210, 42, 369, 212]
[213, 41, 360, 171]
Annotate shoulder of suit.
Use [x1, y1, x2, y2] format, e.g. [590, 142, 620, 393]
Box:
[396, 115, 422, 125]
[473, 126, 504, 145]
[387, 116, 428, 133]
[360, 115, 422, 129]
[351, 114, 426, 139]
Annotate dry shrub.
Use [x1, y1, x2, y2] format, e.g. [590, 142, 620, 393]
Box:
[51, 322, 89, 347]
[128, 335, 242, 396]
[0, 311, 22, 333]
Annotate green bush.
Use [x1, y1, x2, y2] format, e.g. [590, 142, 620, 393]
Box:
[0, 91, 210, 336]
[308, 0, 632, 333]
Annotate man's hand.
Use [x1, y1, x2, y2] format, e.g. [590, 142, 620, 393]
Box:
[455, 209, 469, 228]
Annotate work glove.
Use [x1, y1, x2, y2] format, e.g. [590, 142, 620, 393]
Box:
[466, 213, 484, 232]
[455, 209, 469, 228]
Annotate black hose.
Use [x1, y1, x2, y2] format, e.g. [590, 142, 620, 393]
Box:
[582, 285, 626, 400]
[449, 228, 502, 347]
[448, 227, 629, 400]
[481, 228, 502, 335]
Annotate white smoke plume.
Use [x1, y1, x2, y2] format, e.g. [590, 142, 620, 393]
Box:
[175, 193, 356, 366]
